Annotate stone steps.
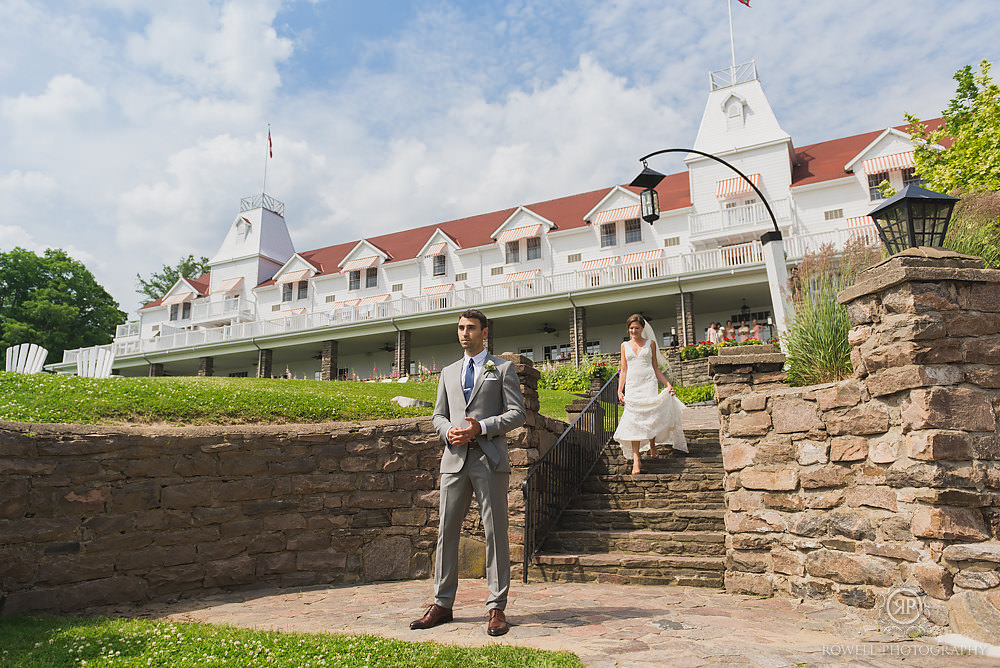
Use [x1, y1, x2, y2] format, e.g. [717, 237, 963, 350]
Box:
[528, 428, 727, 589]
[542, 529, 726, 556]
[557, 508, 725, 532]
[529, 552, 725, 587]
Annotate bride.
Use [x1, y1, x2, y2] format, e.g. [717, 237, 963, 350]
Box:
[613, 314, 688, 475]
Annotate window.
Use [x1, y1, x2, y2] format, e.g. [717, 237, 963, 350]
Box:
[868, 171, 889, 200]
[271, 304, 281, 312]
[518, 347, 534, 361]
[349, 271, 360, 291]
[585, 340, 601, 355]
[505, 240, 519, 264]
[169, 302, 191, 320]
[282, 283, 292, 301]
[526, 236, 541, 260]
[824, 208, 844, 221]
[543, 343, 571, 361]
[325, 295, 336, 303]
[455, 272, 468, 281]
[902, 167, 924, 187]
[624, 218, 642, 244]
[365, 267, 377, 288]
[726, 99, 744, 130]
[567, 253, 582, 263]
[600, 222, 617, 247]
[296, 280, 308, 300]
[391, 283, 403, 292]
[432, 254, 446, 276]
[169, 304, 178, 321]
[663, 237, 680, 247]
[491, 266, 504, 276]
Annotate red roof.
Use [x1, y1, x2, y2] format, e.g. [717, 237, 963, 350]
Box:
[791, 118, 946, 187]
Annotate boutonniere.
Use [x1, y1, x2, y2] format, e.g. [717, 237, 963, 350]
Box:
[483, 360, 497, 374]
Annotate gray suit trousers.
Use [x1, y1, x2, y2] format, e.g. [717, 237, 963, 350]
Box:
[433, 447, 510, 611]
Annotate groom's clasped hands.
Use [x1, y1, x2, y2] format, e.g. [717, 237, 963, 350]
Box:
[447, 416, 482, 445]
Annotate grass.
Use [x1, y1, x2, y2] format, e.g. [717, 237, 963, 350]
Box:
[0, 616, 583, 667]
[0, 372, 582, 425]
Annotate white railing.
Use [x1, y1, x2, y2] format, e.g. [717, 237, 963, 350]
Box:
[190, 296, 254, 323]
[784, 225, 879, 260]
[690, 198, 791, 236]
[240, 193, 285, 216]
[115, 322, 140, 338]
[60, 228, 872, 364]
[710, 61, 757, 91]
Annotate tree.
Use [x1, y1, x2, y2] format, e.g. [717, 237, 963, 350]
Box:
[0, 248, 126, 369]
[136, 254, 210, 303]
[906, 60, 1000, 193]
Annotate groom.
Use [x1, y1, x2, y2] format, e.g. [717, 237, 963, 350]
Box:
[409, 309, 526, 636]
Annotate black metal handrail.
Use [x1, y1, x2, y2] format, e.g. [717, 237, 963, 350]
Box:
[522, 372, 621, 582]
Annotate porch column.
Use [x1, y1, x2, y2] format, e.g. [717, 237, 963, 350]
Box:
[486, 319, 495, 355]
[394, 330, 411, 376]
[197, 356, 214, 377]
[257, 349, 273, 379]
[320, 340, 338, 381]
[676, 292, 695, 347]
[569, 305, 586, 365]
[148, 363, 164, 377]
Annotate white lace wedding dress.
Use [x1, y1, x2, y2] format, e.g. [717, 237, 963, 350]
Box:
[612, 338, 688, 459]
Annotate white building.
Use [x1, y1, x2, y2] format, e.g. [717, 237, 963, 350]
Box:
[53, 63, 937, 379]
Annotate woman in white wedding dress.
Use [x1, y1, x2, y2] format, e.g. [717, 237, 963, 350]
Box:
[613, 314, 688, 475]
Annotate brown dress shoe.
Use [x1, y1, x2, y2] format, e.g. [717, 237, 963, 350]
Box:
[487, 608, 509, 636]
[409, 604, 453, 630]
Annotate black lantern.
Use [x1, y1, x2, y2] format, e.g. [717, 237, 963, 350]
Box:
[739, 299, 750, 322]
[867, 184, 958, 255]
[630, 166, 666, 224]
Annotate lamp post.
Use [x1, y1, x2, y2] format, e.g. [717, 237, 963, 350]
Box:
[630, 148, 795, 340]
[867, 184, 958, 254]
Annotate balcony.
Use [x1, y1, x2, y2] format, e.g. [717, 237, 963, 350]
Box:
[189, 296, 254, 324]
[689, 198, 791, 242]
[59, 227, 872, 364]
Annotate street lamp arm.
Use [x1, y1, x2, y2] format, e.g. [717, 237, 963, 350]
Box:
[638, 147, 780, 235]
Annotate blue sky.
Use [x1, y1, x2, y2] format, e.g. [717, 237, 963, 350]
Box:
[2, 0, 999, 310]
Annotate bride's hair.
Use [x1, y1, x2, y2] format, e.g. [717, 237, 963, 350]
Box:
[626, 313, 645, 328]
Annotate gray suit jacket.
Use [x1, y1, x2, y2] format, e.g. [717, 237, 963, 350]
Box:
[432, 354, 526, 473]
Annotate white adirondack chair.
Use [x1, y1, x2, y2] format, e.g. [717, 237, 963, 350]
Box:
[76, 347, 115, 378]
[396, 376, 409, 383]
[4, 343, 48, 374]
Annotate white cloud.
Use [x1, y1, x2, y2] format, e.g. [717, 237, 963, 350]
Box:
[2, 74, 103, 123]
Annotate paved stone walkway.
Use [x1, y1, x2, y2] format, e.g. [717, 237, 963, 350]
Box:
[111, 579, 997, 667]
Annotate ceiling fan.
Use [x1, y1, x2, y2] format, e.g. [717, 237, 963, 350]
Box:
[540, 323, 557, 335]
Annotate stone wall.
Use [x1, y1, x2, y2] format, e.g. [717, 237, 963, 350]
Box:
[0, 353, 565, 615]
[711, 250, 1000, 639]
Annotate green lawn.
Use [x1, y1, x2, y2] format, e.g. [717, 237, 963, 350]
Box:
[0, 372, 581, 425]
[0, 616, 583, 668]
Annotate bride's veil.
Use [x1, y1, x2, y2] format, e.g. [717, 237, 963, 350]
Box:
[641, 320, 669, 371]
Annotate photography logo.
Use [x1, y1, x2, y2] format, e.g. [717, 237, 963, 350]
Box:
[885, 586, 923, 625]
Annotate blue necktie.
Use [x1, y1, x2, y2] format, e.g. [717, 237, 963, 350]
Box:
[463, 359, 475, 402]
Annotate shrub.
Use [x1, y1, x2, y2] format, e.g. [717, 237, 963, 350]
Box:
[674, 383, 714, 404]
[537, 354, 615, 391]
[784, 239, 881, 386]
[680, 342, 718, 360]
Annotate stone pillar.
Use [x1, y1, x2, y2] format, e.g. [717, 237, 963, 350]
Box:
[257, 348, 273, 379]
[568, 305, 586, 365]
[486, 319, 495, 355]
[197, 356, 214, 377]
[320, 340, 338, 381]
[676, 292, 695, 347]
[394, 330, 411, 377]
[148, 363, 164, 377]
[709, 344, 786, 400]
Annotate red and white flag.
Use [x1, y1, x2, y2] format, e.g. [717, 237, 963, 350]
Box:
[268, 129, 273, 158]
[737, 0, 750, 6]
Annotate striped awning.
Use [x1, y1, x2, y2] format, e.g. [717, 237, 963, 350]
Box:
[423, 242, 447, 256]
[847, 216, 880, 243]
[215, 277, 243, 294]
[504, 269, 539, 283]
[580, 256, 620, 270]
[340, 256, 379, 272]
[284, 307, 307, 315]
[422, 284, 453, 295]
[847, 215, 876, 228]
[717, 173, 761, 198]
[496, 224, 543, 244]
[591, 205, 640, 225]
[277, 269, 311, 284]
[623, 249, 664, 264]
[862, 151, 914, 174]
[335, 299, 360, 308]
[161, 291, 194, 306]
[358, 293, 390, 305]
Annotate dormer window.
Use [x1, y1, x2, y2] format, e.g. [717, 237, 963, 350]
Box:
[349, 271, 361, 290]
[868, 171, 889, 201]
[624, 219, 642, 244]
[505, 241, 520, 264]
[726, 98, 744, 130]
[600, 223, 617, 248]
[282, 280, 308, 302]
[526, 237, 541, 261]
[169, 302, 191, 321]
[365, 267, 378, 288]
[432, 254, 446, 276]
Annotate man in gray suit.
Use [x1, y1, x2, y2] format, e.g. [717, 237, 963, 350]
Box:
[410, 309, 526, 636]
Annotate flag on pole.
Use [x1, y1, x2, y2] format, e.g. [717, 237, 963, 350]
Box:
[737, 0, 750, 6]
[268, 129, 273, 158]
